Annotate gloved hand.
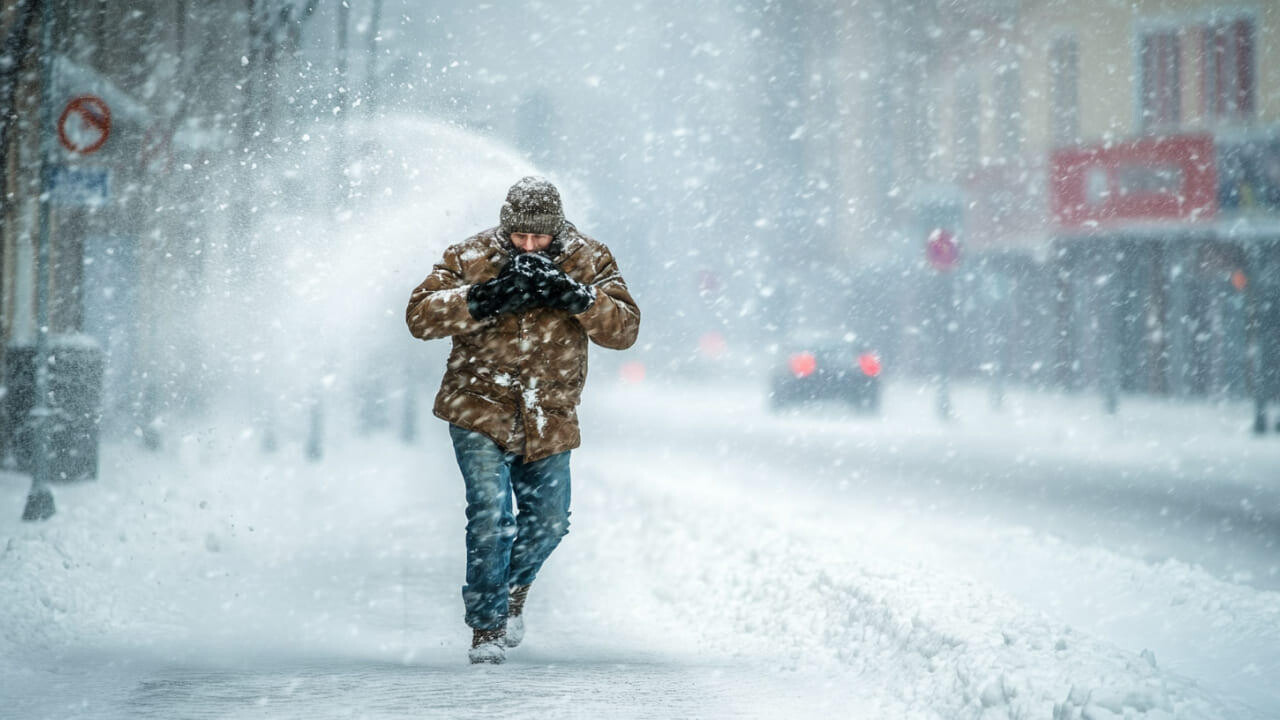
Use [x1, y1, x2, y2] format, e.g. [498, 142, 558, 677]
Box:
[516, 253, 596, 314]
[467, 253, 595, 320]
[466, 258, 535, 320]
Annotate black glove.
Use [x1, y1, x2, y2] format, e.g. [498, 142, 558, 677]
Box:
[517, 253, 596, 314]
[467, 254, 595, 320]
[466, 258, 534, 320]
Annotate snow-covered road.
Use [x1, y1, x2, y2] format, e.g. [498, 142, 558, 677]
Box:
[585, 379, 1280, 714]
[2, 378, 1278, 718]
[592, 380, 1280, 593]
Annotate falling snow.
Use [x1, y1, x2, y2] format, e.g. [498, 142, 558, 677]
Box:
[2, 1, 1279, 719]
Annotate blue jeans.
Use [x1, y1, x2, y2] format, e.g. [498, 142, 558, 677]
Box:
[448, 424, 572, 630]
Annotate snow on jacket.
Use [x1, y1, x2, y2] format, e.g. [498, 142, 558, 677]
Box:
[406, 225, 640, 462]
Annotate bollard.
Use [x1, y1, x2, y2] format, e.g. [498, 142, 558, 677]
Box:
[306, 397, 324, 462]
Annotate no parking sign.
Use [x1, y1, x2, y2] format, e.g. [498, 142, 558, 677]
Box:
[57, 95, 111, 155]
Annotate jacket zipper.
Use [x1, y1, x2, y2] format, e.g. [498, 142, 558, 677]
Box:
[517, 315, 530, 445]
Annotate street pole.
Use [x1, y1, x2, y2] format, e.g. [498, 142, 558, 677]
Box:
[1101, 255, 1120, 415]
[401, 360, 417, 445]
[937, 269, 953, 421]
[988, 270, 1009, 411]
[1245, 249, 1267, 434]
[23, 0, 56, 522]
[921, 208, 961, 422]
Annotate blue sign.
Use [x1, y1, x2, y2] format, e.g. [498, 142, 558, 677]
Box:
[49, 165, 110, 206]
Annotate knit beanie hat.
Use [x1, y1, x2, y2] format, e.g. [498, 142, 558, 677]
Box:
[499, 176, 566, 237]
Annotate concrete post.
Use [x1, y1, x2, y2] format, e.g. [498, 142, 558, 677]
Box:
[937, 269, 953, 421]
[1164, 241, 1195, 398]
[1098, 246, 1121, 414]
[22, 0, 55, 522]
[1246, 245, 1267, 434]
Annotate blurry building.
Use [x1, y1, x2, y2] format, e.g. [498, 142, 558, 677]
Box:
[832, 0, 941, 266]
[913, 0, 1279, 406]
[0, 1, 270, 456]
[1, 2, 187, 458]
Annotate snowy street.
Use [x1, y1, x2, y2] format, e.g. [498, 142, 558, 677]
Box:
[3, 378, 1278, 719]
[587, 380, 1280, 713]
[7, 1, 1280, 718]
[592, 380, 1280, 594]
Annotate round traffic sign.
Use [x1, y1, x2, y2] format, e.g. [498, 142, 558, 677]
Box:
[1231, 269, 1247, 292]
[57, 95, 111, 155]
[926, 228, 959, 272]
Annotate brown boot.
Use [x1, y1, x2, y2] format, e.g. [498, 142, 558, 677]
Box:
[469, 626, 506, 664]
[503, 584, 531, 648]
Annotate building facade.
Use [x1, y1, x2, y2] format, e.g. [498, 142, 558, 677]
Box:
[916, 0, 1279, 413]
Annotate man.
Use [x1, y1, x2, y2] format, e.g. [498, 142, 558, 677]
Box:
[405, 176, 640, 664]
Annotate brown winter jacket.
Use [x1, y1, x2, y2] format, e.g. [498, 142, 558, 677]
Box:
[406, 226, 640, 462]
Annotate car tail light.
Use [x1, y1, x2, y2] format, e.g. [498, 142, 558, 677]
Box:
[858, 352, 881, 377]
[789, 352, 817, 378]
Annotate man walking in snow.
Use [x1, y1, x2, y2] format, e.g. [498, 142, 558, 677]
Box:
[405, 177, 640, 664]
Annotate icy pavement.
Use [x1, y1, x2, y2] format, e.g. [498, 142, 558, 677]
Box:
[2, 379, 1278, 718]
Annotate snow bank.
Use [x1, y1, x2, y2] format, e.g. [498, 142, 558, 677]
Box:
[574, 448, 1255, 719]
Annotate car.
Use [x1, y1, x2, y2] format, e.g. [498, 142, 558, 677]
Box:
[768, 332, 882, 413]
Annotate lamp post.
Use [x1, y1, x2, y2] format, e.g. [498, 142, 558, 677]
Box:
[926, 227, 960, 421]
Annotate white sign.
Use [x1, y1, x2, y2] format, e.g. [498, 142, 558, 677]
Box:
[50, 165, 110, 206]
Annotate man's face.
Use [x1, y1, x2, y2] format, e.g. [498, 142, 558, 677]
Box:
[510, 232, 553, 253]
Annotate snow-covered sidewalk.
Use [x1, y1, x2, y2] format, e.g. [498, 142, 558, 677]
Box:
[1, 380, 1276, 718]
[0, 423, 845, 719]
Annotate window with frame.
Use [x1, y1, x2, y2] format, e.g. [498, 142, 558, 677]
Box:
[995, 59, 1022, 159]
[1201, 16, 1255, 122]
[953, 71, 980, 175]
[1138, 29, 1180, 131]
[1049, 35, 1079, 146]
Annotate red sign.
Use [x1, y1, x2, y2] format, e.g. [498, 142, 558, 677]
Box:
[925, 228, 959, 272]
[1051, 134, 1217, 229]
[57, 95, 111, 155]
[1231, 270, 1248, 292]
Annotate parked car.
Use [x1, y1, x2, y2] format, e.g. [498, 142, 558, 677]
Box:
[768, 331, 882, 413]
